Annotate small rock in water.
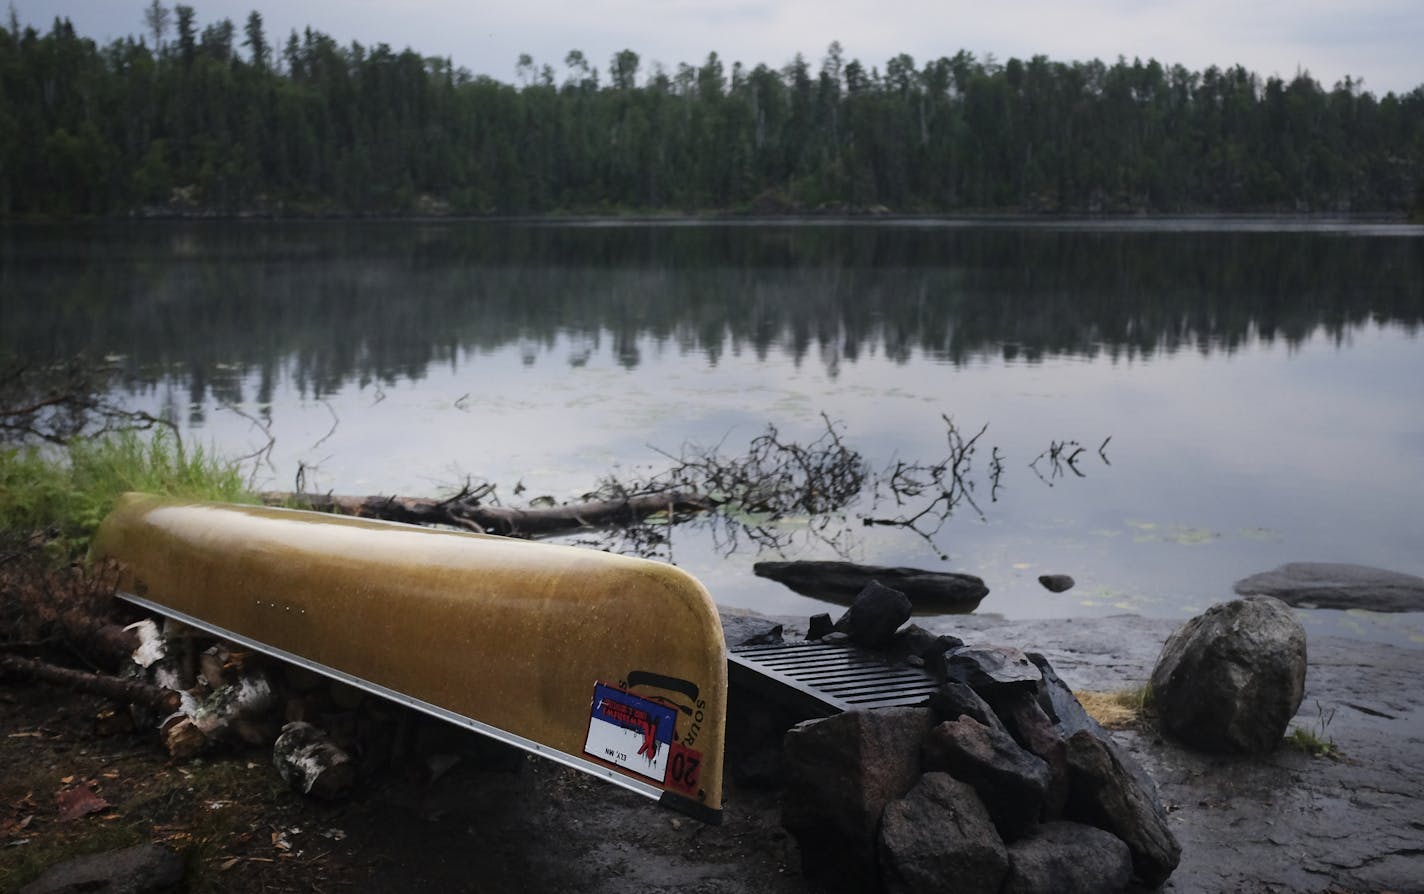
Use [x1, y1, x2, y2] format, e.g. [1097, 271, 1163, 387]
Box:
[1038, 574, 1075, 593]
[806, 612, 835, 640]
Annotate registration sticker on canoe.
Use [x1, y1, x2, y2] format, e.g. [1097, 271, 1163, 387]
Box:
[585, 682, 678, 783]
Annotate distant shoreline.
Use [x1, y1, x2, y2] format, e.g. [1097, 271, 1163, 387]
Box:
[5, 209, 1419, 227]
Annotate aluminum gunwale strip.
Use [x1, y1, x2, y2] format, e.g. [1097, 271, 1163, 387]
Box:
[117, 590, 668, 805]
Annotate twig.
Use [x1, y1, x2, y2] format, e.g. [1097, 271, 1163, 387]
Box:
[310, 400, 340, 450]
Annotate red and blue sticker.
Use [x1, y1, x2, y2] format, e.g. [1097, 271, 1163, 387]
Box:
[584, 682, 677, 783]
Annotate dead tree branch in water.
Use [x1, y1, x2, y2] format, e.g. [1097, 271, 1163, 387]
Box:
[1030, 437, 1112, 484]
[861, 416, 989, 559]
[263, 415, 1107, 563]
[0, 356, 178, 446]
[218, 403, 277, 484]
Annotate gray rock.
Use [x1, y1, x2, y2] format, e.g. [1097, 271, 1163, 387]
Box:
[720, 613, 785, 647]
[922, 717, 1051, 841]
[944, 645, 1042, 690]
[1025, 652, 1107, 741]
[888, 624, 963, 671]
[1233, 562, 1424, 612]
[1150, 596, 1307, 754]
[1064, 730, 1181, 887]
[877, 772, 1009, 894]
[806, 612, 835, 640]
[1037, 574, 1076, 593]
[20, 843, 183, 894]
[754, 560, 988, 612]
[991, 688, 1070, 819]
[782, 707, 934, 892]
[927, 681, 1007, 733]
[1023, 651, 1156, 798]
[1002, 821, 1133, 894]
[833, 582, 912, 649]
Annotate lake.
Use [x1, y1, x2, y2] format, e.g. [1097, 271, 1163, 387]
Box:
[3, 218, 1423, 646]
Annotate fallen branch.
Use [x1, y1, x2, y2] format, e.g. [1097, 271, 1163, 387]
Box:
[0, 653, 180, 712]
[262, 489, 715, 537]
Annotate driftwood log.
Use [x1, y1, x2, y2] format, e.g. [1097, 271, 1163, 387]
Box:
[273, 721, 355, 799]
[0, 653, 180, 713]
[262, 490, 713, 537]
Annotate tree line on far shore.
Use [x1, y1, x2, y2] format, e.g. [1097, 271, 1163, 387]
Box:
[3, 4, 1423, 218]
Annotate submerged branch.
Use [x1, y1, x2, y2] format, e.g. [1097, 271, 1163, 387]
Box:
[1, 356, 180, 447]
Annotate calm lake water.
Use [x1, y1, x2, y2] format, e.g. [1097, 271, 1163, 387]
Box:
[4, 218, 1423, 646]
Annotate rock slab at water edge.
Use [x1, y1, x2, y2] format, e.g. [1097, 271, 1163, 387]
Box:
[1233, 562, 1424, 612]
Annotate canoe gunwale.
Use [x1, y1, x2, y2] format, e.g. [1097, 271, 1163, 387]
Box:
[117, 588, 719, 822]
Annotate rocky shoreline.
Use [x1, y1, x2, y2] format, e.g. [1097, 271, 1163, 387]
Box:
[917, 613, 1424, 892]
[8, 611, 1423, 893]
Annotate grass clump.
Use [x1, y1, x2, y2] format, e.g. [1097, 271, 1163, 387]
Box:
[0, 428, 252, 559]
[1285, 726, 1340, 758]
[1284, 701, 1340, 758]
[1076, 683, 1155, 730]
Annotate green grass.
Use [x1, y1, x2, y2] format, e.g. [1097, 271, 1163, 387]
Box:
[0, 429, 252, 559]
[1284, 701, 1341, 758]
[1285, 725, 1340, 758]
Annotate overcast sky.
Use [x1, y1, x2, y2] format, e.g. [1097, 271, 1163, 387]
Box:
[13, 0, 1423, 95]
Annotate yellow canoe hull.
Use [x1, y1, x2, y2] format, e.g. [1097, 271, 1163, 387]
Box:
[92, 493, 726, 821]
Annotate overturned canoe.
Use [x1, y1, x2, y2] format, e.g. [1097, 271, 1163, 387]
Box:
[92, 493, 726, 822]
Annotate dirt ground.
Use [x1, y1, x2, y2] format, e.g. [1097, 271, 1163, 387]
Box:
[4, 613, 1423, 893]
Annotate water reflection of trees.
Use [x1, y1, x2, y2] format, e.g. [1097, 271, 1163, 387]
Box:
[2, 222, 1420, 407]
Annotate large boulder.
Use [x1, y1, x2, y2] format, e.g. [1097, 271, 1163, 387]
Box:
[877, 772, 1008, 894]
[922, 717, 1051, 841]
[1064, 730, 1181, 887]
[1002, 821, 1133, 894]
[754, 560, 988, 612]
[1150, 596, 1307, 754]
[1233, 562, 1424, 612]
[782, 707, 934, 892]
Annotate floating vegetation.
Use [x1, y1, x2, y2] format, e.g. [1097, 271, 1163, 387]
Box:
[1127, 520, 1220, 546]
[1238, 526, 1284, 542]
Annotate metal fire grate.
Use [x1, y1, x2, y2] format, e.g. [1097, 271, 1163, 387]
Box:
[727, 641, 940, 717]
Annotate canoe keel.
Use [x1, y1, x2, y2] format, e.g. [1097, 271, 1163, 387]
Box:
[93, 493, 726, 823]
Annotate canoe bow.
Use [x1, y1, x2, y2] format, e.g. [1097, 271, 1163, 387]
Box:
[92, 493, 726, 822]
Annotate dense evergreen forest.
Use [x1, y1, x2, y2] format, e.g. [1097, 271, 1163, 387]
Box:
[3, 4, 1423, 218]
